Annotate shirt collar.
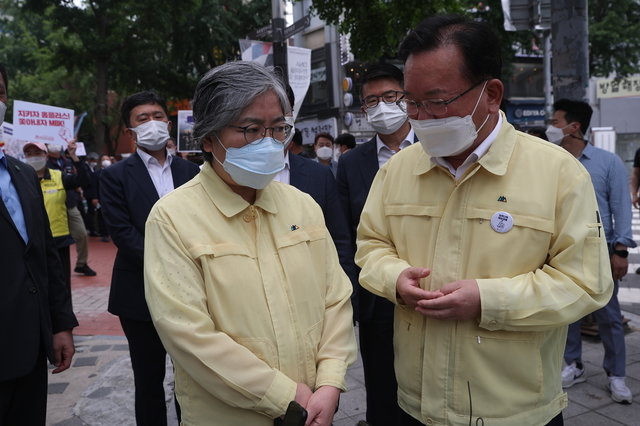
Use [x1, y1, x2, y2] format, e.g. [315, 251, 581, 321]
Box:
[0, 149, 5, 168]
[200, 161, 278, 218]
[136, 147, 173, 168]
[375, 128, 415, 154]
[283, 151, 290, 170]
[579, 142, 595, 160]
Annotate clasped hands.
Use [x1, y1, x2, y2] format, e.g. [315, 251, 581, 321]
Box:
[294, 383, 340, 426]
[396, 267, 481, 321]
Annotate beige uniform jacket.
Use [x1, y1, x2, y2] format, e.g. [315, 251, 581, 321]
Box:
[356, 119, 613, 426]
[144, 163, 357, 425]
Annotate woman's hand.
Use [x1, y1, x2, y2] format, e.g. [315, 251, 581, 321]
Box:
[305, 386, 340, 426]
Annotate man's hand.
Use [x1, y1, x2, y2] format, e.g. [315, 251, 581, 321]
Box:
[396, 267, 442, 308]
[51, 330, 75, 374]
[67, 139, 79, 162]
[295, 382, 313, 408]
[415, 279, 481, 321]
[611, 254, 628, 281]
[304, 386, 340, 426]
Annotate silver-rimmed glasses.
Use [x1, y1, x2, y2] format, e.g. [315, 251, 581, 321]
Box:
[361, 90, 406, 109]
[228, 123, 293, 144]
[396, 80, 487, 118]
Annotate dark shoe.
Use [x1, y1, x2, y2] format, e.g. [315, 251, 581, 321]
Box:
[101, 236, 110, 242]
[75, 264, 97, 276]
[636, 266, 640, 274]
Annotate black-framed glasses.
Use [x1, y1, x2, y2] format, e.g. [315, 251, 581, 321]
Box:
[397, 80, 487, 118]
[228, 123, 293, 144]
[361, 90, 406, 109]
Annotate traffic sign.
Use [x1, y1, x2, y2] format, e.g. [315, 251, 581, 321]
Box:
[247, 25, 272, 40]
[283, 14, 311, 39]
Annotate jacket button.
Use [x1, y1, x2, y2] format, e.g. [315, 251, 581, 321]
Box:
[425, 418, 434, 425]
[243, 214, 252, 222]
[28, 287, 38, 294]
[489, 320, 497, 326]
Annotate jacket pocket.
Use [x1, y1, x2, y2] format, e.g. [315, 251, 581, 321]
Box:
[452, 323, 543, 417]
[393, 306, 424, 397]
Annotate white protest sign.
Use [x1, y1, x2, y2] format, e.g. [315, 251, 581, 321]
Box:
[177, 110, 198, 152]
[13, 100, 74, 148]
[239, 40, 311, 120]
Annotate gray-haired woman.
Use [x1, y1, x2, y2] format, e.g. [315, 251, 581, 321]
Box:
[143, 61, 357, 426]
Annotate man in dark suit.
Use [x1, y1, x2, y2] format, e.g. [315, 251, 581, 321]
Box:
[0, 63, 78, 425]
[100, 91, 200, 426]
[284, 136, 359, 301]
[336, 63, 414, 425]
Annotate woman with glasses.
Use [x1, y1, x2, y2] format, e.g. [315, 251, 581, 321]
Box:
[143, 61, 357, 426]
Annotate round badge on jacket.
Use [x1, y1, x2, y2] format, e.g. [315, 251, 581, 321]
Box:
[490, 211, 514, 233]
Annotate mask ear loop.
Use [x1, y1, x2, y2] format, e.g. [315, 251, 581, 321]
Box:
[470, 80, 491, 134]
[211, 133, 228, 168]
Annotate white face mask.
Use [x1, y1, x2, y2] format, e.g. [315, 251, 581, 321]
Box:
[24, 156, 47, 171]
[411, 81, 489, 158]
[366, 102, 408, 135]
[131, 120, 170, 151]
[48, 144, 63, 154]
[316, 146, 333, 161]
[101, 160, 112, 168]
[545, 124, 568, 144]
[0, 101, 6, 123]
[167, 148, 177, 157]
[213, 134, 284, 190]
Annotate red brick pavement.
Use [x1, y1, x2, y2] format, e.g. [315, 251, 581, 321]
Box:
[69, 236, 123, 336]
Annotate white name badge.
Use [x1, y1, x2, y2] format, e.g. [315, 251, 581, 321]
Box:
[490, 211, 513, 233]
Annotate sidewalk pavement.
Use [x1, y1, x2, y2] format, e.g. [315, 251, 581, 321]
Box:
[47, 236, 640, 425]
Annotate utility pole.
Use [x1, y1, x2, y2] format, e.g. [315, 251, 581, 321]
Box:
[272, 0, 288, 86]
[551, 0, 589, 101]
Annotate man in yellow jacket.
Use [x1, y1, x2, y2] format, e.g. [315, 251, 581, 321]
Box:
[356, 15, 613, 426]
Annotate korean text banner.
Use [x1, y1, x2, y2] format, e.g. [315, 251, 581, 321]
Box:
[13, 100, 74, 148]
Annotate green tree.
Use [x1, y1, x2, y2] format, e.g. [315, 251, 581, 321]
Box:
[14, 0, 270, 154]
[307, 0, 640, 78]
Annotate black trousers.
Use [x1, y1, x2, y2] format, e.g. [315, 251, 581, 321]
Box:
[120, 317, 180, 426]
[397, 408, 564, 425]
[359, 297, 400, 425]
[0, 347, 47, 426]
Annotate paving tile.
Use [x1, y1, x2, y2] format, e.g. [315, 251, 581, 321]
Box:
[90, 344, 112, 352]
[73, 356, 98, 367]
[48, 382, 69, 394]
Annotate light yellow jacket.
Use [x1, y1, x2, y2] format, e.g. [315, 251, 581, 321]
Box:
[144, 163, 357, 426]
[356, 118, 613, 426]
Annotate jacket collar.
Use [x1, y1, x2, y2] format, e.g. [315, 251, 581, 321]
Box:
[414, 111, 515, 178]
[200, 162, 278, 218]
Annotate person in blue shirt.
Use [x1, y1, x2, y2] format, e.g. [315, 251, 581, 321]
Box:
[549, 99, 635, 404]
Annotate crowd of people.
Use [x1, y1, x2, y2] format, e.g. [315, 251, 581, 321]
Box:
[0, 13, 635, 426]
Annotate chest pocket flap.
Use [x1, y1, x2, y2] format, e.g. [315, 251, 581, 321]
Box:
[384, 204, 444, 218]
[466, 207, 554, 233]
[190, 243, 252, 259]
[276, 225, 325, 249]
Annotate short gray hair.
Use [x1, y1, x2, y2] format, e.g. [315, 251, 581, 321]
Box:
[192, 61, 290, 159]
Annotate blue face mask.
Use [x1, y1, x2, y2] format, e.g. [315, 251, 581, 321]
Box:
[213, 134, 285, 190]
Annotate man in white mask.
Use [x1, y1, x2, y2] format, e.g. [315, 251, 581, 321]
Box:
[335, 62, 414, 425]
[355, 15, 612, 426]
[99, 91, 200, 426]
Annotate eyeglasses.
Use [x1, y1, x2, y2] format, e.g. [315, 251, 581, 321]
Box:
[361, 90, 406, 109]
[228, 123, 293, 144]
[396, 80, 487, 118]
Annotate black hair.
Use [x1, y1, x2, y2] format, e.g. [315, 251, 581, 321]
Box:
[335, 133, 356, 149]
[0, 63, 8, 94]
[398, 14, 502, 83]
[291, 129, 303, 146]
[360, 63, 404, 97]
[314, 132, 334, 145]
[552, 99, 593, 135]
[286, 84, 295, 110]
[120, 91, 168, 128]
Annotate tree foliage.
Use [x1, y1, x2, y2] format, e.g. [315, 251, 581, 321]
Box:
[308, 0, 640, 78]
[589, 0, 640, 77]
[2, 0, 271, 153]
